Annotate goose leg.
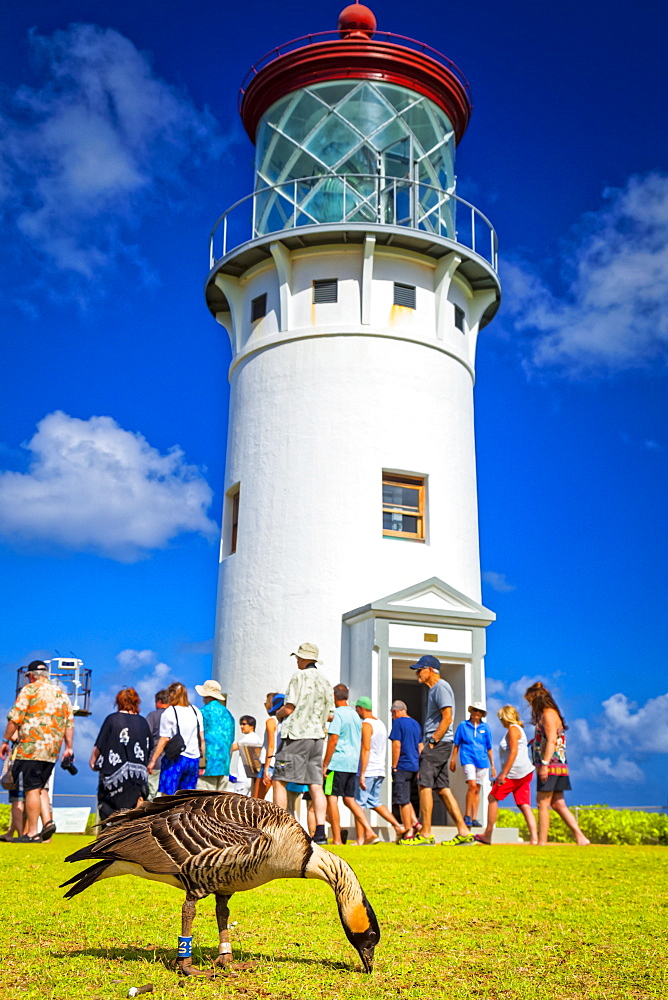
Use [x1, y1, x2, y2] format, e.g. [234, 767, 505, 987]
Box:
[177, 896, 211, 977]
[212, 894, 233, 969]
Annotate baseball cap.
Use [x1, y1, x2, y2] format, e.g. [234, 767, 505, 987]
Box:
[468, 701, 487, 715]
[409, 654, 441, 672]
[355, 696, 373, 710]
[27, 660, 48, 673]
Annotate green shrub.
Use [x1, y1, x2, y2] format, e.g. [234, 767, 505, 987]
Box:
[0, 804, 9, 832]
[496, 805, 668, 845]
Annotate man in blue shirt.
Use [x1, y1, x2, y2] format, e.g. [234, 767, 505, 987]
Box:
[451, 702, 496, 828]
[195, 679, 235, 792]
[389, 700, 423, 842]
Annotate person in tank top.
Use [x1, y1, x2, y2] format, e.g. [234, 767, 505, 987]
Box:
[474, 705, 537, 845]
[354, 697, 405, 843]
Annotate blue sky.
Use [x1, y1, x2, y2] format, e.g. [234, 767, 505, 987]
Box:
[0, 0, 666, 808]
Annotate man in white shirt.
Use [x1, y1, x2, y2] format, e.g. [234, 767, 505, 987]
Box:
[273, 642, 334, 844]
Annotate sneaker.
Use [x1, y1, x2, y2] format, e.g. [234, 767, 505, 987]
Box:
[313, 833, 328, 845]
[441, 834, 476, 846]
[464, 815, 472, 827]
[471, 820, 482, 828]
[398, 833, 435, 846]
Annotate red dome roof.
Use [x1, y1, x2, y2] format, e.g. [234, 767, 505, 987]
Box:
[240, 12, 472, 145]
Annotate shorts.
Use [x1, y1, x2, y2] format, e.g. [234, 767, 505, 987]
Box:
[197, 774, 231, 793]
[158, 755, 199, 795]
[273, 738, 324, 786]
[324, 770, 356, 798]
[462, 764, 488, 783]
[418, 741, 453, 790]
[392, 768, 417, 806]
[490, 770, 533, 806]
[12, 759, 54, 793]
[536, 772, 572, 794]
[8, 766, 24, 802]
[355, 775, 384, 809]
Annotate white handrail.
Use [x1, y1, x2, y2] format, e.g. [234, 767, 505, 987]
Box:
[209, 174, 497, 271]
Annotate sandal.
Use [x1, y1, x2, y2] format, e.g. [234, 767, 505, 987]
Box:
[41, 821, 57, 840]
[11, 834, 43, 844]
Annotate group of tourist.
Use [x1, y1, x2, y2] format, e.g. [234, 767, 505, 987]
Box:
[1, 649, 590, 847]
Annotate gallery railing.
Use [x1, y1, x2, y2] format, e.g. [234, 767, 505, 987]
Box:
[209, 174, 498, 271]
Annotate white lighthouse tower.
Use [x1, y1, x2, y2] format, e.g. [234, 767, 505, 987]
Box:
[206, 4, 499, 806]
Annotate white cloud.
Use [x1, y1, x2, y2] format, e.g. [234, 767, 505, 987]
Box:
[504, 173, 668, 376]
[72, 648, 174, 763]
[0, 410, 217, 560]
[484, 677, 667, 785]
[482, 570, 516, 593]
[576, 755, 645, 784]
[114, 648, 172, 707]
[0, 24, 224, 287]
[595, 692, 668, 755]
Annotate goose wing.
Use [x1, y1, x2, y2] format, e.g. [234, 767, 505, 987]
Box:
[66, 793, 270, 880]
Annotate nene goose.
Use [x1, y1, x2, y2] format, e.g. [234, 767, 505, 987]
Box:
[61, 791, 380, 976]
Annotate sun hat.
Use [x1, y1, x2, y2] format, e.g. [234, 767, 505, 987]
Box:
[355, 696, 373, 710]
[194, 679, 227, 703]
[409, 654, 441, 672]
[291, 642, 321, 663]
[468, 701, 487, 715]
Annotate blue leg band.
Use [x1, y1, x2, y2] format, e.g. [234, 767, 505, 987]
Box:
[178, 936, 193, 958]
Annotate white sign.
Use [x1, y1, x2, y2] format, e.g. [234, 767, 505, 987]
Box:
[51, 806, 90, 833]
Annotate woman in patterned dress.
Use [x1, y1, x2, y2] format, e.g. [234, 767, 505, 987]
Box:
[524, 682, 590, 846]
[90, 688, 152, 821]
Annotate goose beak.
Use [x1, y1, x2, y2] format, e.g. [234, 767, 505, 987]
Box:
[358, 945, 375, 973]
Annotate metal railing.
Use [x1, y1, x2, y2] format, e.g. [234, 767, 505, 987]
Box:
[209, 174, 498, 271]
[238, 30, 472, 109]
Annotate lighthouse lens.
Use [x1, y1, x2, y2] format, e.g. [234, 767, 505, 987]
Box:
[255, 81, 456, 238]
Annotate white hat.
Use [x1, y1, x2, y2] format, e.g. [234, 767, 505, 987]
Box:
[291, 642, 321, 663]
[195, 679, 227, 703]
[468, 701, 487, 715]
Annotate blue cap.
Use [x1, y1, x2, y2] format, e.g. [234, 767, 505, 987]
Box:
[269, 694, 285, 715]
[409, 654, 441, 671]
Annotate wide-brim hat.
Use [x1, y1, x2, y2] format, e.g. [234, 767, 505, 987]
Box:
[468, 701, 487, 715]
[291, 642, 321, 663]
[195, 679, 227, 702]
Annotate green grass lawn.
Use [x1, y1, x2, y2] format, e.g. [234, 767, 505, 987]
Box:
[1, 837, 666, 1000]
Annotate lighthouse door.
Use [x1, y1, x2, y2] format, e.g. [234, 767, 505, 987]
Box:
[378, 137, 414, 226]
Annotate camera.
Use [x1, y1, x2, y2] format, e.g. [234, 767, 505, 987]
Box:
[60, 753, 78, 776]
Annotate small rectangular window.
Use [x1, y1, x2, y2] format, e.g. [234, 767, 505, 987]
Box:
[382, 472, 425, 540]
[394, 282, 416, 309]
[251, 293, 267, 322]
[230, 487, 240, 554]
[313, 279, 338, 304]
[454, 304, 465, 331]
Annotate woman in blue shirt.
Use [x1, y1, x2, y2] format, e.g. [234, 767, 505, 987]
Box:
[450, 703, 496, 827]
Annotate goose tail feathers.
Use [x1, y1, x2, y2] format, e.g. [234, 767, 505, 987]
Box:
[60, 859, 113, 898]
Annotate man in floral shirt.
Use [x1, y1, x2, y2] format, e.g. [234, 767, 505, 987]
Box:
[1, 660, 74, 843]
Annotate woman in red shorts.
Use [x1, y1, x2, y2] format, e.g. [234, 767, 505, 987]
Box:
[474, 705, 538, 845]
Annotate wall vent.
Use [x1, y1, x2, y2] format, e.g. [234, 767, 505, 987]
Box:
[313, 279, 338, 304]
[394, 282, 416, 309]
